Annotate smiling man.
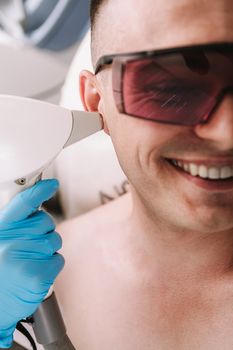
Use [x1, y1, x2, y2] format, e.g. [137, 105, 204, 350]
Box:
[54, 0, 233, 349]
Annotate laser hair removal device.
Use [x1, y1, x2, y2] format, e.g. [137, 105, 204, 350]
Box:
[0, 95, 102, 208]
[0, 95, 103, 350]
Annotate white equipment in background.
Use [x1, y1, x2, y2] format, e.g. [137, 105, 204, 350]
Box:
[0, 0, 90, 102]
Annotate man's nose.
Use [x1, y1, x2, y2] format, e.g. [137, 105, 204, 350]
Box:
[194, 94, 233, 151]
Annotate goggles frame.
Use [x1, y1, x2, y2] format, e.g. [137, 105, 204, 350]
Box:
[94, 42, 233, 126]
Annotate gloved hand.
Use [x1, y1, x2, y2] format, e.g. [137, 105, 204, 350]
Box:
[0, 179, 65, 348]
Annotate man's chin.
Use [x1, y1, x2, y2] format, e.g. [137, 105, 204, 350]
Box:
[179, 209, 233, 235]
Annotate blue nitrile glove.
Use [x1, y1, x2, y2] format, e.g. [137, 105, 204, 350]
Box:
[0, 179, 65, 348]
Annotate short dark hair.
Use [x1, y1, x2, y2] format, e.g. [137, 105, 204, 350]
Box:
[90, 0, 106, 32]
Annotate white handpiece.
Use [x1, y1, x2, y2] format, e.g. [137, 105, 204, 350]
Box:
[0, 95, 103, 209]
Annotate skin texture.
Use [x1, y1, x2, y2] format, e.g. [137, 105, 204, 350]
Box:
[54, 0, 233, 348]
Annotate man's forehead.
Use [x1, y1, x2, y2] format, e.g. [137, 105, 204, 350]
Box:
[95, 0, 233, 59]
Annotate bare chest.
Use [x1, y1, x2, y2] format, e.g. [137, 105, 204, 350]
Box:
[57, 216, 233, 349]
[61, 268, 233, 350]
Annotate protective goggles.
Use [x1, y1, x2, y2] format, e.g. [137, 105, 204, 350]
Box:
[94, 43, 233, 126]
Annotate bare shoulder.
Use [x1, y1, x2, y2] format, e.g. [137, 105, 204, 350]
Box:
[54, 192, 132, 331]
[55, 192, 132, 283]
[57, 191, 132, 248]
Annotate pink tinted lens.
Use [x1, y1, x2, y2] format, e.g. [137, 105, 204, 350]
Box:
[121, 50, 233, 125]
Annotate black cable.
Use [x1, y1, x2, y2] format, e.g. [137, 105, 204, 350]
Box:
[16, 321, 37, 350]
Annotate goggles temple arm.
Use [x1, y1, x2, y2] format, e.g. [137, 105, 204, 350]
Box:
[95, 57, 114, 74]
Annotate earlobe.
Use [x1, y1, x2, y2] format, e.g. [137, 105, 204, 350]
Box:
[79, 70, 110, 135]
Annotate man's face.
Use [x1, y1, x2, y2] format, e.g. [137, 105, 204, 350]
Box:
[95, 0, 233, 234]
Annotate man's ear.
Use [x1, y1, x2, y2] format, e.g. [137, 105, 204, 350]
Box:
[79, 70, 109, 134]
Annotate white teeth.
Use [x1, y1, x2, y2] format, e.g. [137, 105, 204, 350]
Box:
[208, 167, 220, 179]
[198, 165, 208, 178]
[220, 166, 232, 179]
[170, 160, 233, 180]
[189, 163, 198, 176]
